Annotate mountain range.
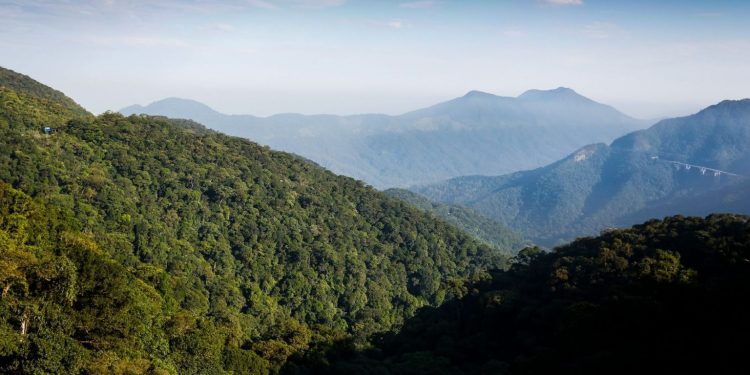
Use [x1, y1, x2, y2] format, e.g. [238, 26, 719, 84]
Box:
[415, 99, 750, 246]
[120, 88, 648, 188]
[3, 66, 750, 374]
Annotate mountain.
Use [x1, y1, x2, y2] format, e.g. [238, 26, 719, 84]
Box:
[0, 66, 90, 120]
[120, 89, 647, 188]
[293, 214, 750, 374]
[0, 67, 510, 374]
[384, 188, 528, 253]
[416, 100, 750, 246]
[121, 97, 229, 123]
[4, 66, 748, 375]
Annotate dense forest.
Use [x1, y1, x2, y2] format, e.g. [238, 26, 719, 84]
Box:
[0, 67, 509, 374]
[384, 188, 526, 252]
[2, 66, 748, 375]
[290, 214, 750, 374]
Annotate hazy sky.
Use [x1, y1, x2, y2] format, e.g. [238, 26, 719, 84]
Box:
[1, 0, 749, 118]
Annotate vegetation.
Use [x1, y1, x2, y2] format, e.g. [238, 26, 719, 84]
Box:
[0, 67, 90, 119]
[3, 67, 748, 375]
[384, 188, 526, 252]
[0, 67, 508, 374]
[293, 214, 750, 374]
[417, 100, 750, 246]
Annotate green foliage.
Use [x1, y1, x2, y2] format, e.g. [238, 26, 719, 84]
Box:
[0, 183, 171, 374]
[300, 214, 750, 374]
[0, 66, 91, 120]
[384, 188, 525, 253]
[0, 67, 508, 373]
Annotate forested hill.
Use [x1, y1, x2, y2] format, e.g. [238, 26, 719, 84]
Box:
[0, 67, 90, 119]
[293, 214, 750, 374]
[384, 188, 527, 253]
[0, 67, 509, 374]
[417, 99, 750, 246]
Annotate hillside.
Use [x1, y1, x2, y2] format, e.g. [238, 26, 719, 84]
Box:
[417, 100, 750, 246]
[384, 188, 527, 253]
[0, 68, 509, 374]
[120, 89, 647, 188]
[0, 67, 90, 119]
[291, 214, 750, 374]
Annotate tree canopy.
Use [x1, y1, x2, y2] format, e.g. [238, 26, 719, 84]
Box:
[0, 67, 509, 374]
[297, 214, 750, 374]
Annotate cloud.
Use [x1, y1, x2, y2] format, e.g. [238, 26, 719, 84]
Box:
[399, 1, 436, 9]
[387, 19, 405, 29]
[84, 35, 191, 48]
[275, 0, 346, 9]
[0, 0, 346, 15]
[246, 0, 279, 9]
[122, 36, 190, 47]
[539, 0, 583, 6]
[338, 17, 411, 30]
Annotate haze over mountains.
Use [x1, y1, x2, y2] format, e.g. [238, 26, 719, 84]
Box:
[121, 88, 750, 248]
[121, 88, 648, 188]
[416, 99, 750, 246]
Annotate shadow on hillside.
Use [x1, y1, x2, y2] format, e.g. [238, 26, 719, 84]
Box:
[279, 215, 750, 374]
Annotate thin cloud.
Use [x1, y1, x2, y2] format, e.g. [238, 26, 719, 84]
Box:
[277, 0, 347, 9]
[84, 35, 191, 48]
[246, 0, 279, 10]
[539, 0, 583, 6]
[0, 0, 346, 15]
[385, 19, 413, 29]
[345, 18, 411, 29]
[388, 19, 405, 29]
[399, 1, 437, 9]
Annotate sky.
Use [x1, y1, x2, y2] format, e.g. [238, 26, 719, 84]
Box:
[1, 0, 749, 119]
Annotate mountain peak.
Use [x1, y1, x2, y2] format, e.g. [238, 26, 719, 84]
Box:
[518, 87, 586, 101]
[120, 97, 221, 118]
[150, 97, 215, 110]
[462, 90, 498, 99]
[699, 98, 750, 115]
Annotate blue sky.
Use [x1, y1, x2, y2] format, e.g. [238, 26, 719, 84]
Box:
[1, 0, 749, 118]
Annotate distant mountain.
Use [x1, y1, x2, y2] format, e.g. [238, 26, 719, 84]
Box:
[120, 89, 647, 188]
[384, 188, 528, 252]
[416, 99, 750, 246]
[122, 97, 228, 122]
